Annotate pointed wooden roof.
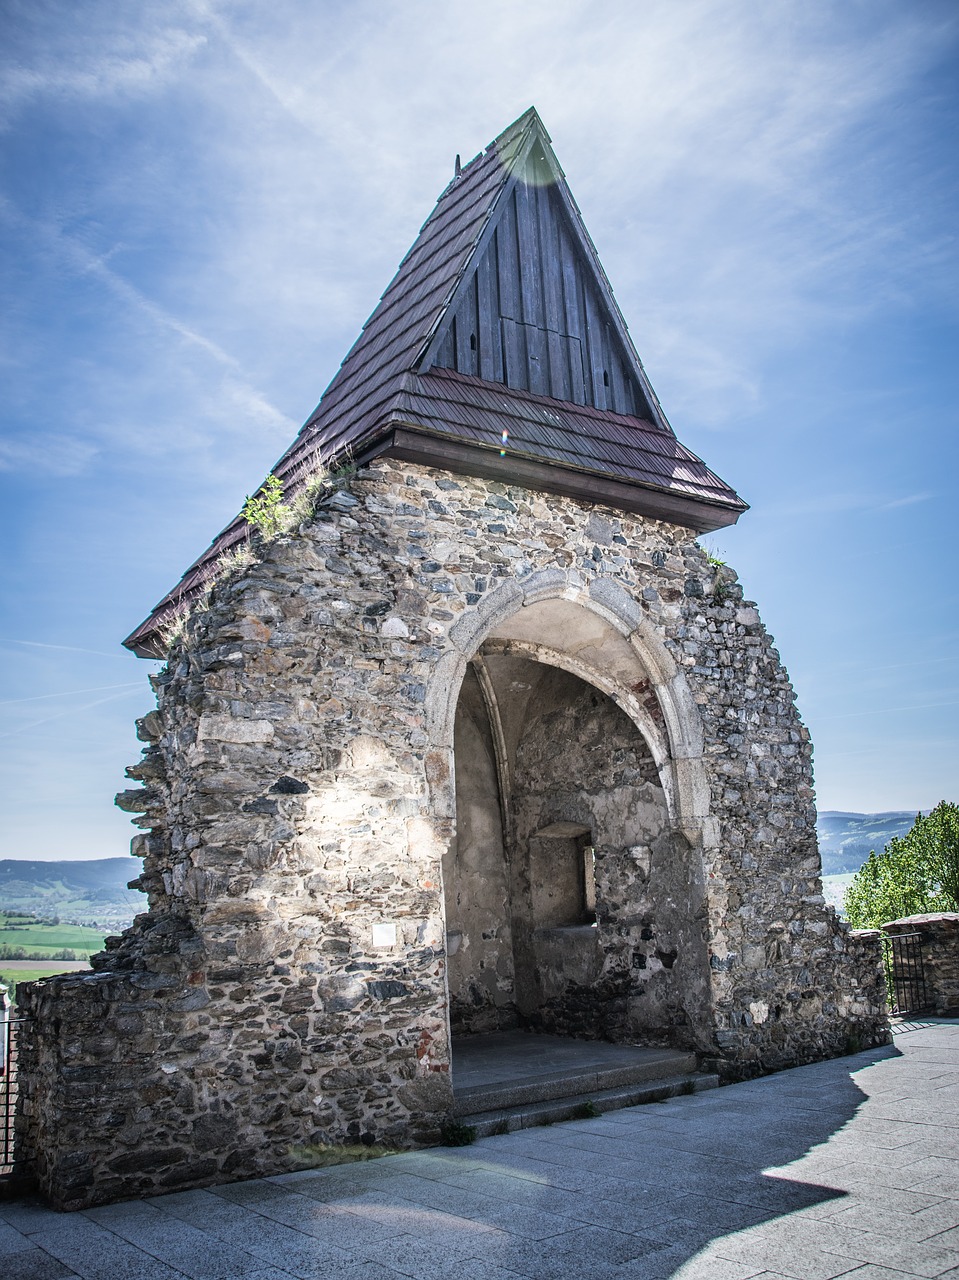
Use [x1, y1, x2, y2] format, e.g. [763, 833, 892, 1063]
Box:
[125, 108, 747, 656]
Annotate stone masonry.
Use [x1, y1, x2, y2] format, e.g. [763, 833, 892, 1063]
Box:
[16, 458, 890, 1208]
[884, 913, 959, 1015]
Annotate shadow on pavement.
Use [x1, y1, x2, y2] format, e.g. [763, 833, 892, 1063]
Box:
[214, 1041, 906, 1280]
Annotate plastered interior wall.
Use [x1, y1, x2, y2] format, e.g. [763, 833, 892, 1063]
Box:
[506, 662, 693, 1040]
[444, 665, 515, 1032]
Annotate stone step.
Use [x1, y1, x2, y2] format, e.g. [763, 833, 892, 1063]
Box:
[456, 1071, 720, 1139]
[452, 1046, 698, 1116]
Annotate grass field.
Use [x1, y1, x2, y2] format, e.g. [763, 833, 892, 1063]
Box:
[1, 962, 90, 998]
[0, 912, 105, 959]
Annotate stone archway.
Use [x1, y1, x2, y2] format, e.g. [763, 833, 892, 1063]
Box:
[426, 573, 717, 1054]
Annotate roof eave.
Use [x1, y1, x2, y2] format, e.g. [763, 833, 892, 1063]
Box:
[356, 422, 748, 532]
[123, 423, 746, 658]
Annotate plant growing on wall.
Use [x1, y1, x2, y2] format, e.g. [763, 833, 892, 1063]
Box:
[844, 801, 959, 928]
[161, 458, 332, 653]
[242, 473, 289, 539]
[698, 541, 732, 604]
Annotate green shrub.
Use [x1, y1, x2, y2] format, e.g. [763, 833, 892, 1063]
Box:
[440, 1117, 477, 1146]
[844, 801, 959, 928]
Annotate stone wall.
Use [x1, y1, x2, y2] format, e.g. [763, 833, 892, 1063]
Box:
[17, 458, 889, 1207]
[507, 663, 688, 1041]
[884, 914, 959, 1015]
[445, 665, 515, 1033]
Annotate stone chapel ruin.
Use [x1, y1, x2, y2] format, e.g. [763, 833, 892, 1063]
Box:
[17, 109, 889, 1209]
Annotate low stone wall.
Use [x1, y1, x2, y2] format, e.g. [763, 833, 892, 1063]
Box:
[883, 914, 959, 1015]
[706, 922, 889, 1081]
[16, 925, 452, 1210]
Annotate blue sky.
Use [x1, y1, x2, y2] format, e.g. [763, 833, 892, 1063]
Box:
[1, 0, 957, 861]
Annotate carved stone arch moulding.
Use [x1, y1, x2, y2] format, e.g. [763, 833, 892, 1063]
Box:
[423, 568, 713, 855]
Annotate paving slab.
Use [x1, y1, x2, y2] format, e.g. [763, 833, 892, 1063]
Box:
[4, 1250, 82, 1280]
[4, 1018, 959, 1279]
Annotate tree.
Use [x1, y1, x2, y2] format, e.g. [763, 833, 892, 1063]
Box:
[844, 801, 959, 928]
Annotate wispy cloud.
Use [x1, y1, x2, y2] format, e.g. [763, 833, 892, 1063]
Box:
[773, 490, 935, 519]
[816, 699, 959, 722]
[0, 20, 206, 127]
[827, 651, 959, 676]
[0, 190, 299, 476]
[75, 246, 242, 370]
[878, 492, 934, 511]
[0, 432, 98, 476]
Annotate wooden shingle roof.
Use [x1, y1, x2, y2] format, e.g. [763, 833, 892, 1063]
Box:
[125, 108, 747, 656]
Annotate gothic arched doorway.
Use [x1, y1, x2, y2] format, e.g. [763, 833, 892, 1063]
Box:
[443, 649, 705, 1047]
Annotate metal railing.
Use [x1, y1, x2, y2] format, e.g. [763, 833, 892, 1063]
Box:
[1, 1009, 29, 1178]
[882, 931, 932, 1016]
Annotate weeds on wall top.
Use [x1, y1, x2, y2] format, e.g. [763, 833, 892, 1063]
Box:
[242, 473, 289, 539]
[697, 540, 731, 605]
[159, 460, 335, 654]
[699, 541, 726, 568]
[242, 458, 339, 541]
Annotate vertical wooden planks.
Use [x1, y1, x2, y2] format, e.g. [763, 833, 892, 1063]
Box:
[436, 323, 455, 370]
[538, 184, 571, 401]
[497, 194, 521, 322]
[608, 329, 629, 414]
[455, 277, 478, 376]
[584, 283, 608, 411]
[501, 317, 527, 391]
[621, 360, 638, 417]
[559, 221, 588, 405]
[566, 335, 586, 404]
[476, 237, 502, 383]
[525, 323, 549, 396]
[535, 184, 560, 322]
[546, 328, 570, 402]
[513, 180, 543, 330]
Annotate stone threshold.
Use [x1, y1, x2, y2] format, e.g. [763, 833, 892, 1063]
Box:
[455, 1071, 719, 1137]
[450, 1031, 717, 1135]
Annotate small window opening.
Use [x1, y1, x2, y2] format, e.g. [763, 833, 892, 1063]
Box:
[602, 369, 609, 387]
[580, 842, 597, 925]
[469, 332, 476, 351]
[529, 823, 597, 929]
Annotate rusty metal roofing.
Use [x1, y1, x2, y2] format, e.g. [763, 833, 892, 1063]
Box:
[125, 108, 747, 656]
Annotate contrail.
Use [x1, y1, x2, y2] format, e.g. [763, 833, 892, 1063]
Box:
[0, 638, 134, 660]
[0, 690, 145, 740]
[816, 699, 959, 722]
[0, 682, 143, 706]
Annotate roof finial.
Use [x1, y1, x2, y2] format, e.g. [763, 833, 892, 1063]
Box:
[454, 153, 462, 179]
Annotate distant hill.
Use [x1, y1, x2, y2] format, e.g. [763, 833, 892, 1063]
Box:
[0, 816, 921, 928]
[817, 811, 921, 875]
[0, 858, 142, 930]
